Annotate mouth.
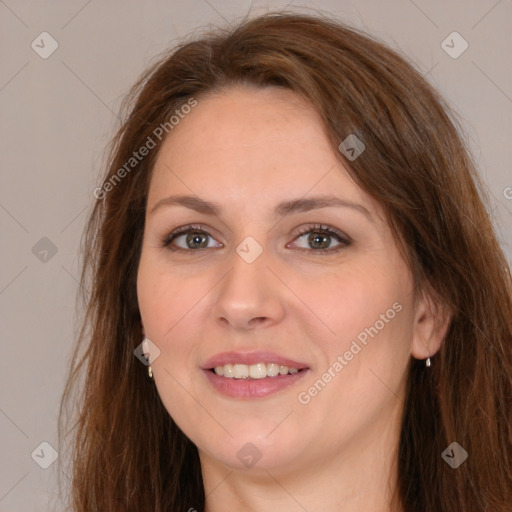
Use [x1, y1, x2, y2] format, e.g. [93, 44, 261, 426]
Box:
[208, 362, 306, 379]
[201, 352, 310, 399]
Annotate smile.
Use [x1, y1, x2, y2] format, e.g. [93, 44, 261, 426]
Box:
[203, 366, 309, 399]
[201, 351, 310, 399]
[211, 362, 300, 379]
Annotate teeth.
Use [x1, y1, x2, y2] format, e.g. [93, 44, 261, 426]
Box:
[223, 364, 234, 378]
[266, 363, 280, 377]
[234, 364, 249, 379]
[212, 362, 301, 379]
[249, 363, 266, 379]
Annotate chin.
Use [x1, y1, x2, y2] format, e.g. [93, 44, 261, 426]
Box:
[195, 424, 307, 471]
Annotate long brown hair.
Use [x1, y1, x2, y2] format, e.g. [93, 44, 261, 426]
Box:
[57, 11, 512, 512]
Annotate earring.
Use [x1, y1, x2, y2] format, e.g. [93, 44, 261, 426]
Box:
[141, 335, 153, 379]
[425, 357, 431, 367]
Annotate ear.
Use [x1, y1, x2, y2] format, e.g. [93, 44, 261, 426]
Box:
[141, 323, 145, 338]
[410, 287, 452, 360]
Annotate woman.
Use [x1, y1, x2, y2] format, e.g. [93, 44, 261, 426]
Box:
[58, 11, 512, 512]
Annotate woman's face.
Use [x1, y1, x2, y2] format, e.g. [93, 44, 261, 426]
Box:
[137, 85, 425, 474]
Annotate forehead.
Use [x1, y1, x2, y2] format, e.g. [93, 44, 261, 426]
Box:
[148, 86, 377, 218]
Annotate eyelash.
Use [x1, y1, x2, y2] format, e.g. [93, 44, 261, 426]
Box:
[160, 223, 351, 255]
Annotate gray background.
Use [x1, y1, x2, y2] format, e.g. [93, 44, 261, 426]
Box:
[1, 0, 511, 510]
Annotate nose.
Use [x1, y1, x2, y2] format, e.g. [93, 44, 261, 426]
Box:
[211, 241, 286, 331]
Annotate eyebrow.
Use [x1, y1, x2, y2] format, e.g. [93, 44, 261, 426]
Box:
[150, 194, 373, 221]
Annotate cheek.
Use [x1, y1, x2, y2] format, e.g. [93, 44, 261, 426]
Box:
[137, 257, 210, 434]
[296, 260, 415, 407]
[295, 269, 413, 437]
[315, 267, 413, 387]
[137, 255, 215, 386]
[297, 263, 407, 347]
[137, 252, 202, 337]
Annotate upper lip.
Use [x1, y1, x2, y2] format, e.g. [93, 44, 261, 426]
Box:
[201, 351, 310, 370]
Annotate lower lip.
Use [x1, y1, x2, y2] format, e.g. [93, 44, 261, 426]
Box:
[202, 368, 309, 399]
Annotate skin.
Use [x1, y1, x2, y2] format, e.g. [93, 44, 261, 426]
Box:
[136, 85, 450, 512]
